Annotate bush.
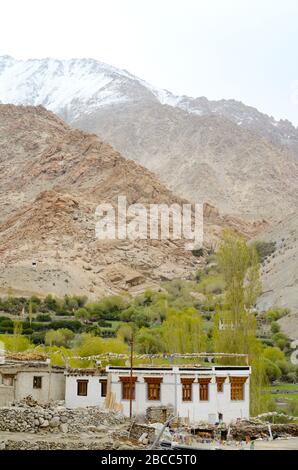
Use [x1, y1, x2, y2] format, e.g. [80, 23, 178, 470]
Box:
[263, 346, 285, 361]
[264, 358, 282, 382]
[272, 332, 289, 350]
[48, 320, 82, 332]
[31, 331, 46, 344]
[271, 321, 280, 334]
[75, 308, 90, 322]
[266, 308, 289, 322]
[45, 328, 75, 347]
[253, 241, 276, 263]
[36, 314, 51, 322]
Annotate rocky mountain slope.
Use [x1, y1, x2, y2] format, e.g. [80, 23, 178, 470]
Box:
[256, 212, 298, 339]
[0, 56, 298, 220]
[0, 104, 263, 299]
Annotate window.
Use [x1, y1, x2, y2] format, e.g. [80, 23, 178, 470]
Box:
[2, 375, 14, 386]
[230, 377, 247, 401]
[33, 376, 42, 389]
[181, 378, 194, 401]
[120, 376, 137, 400]
[198, 378, 211, 401]
[77, 380, 88, 396]
[216, 377, 226, 393]
[100, 379, 107, 398]
[144, 377, 162, 401]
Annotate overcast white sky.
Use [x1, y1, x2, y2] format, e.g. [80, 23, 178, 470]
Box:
[1, 0, 298, 124]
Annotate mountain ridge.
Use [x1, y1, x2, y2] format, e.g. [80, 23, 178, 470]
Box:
[1, 56, 297, 221]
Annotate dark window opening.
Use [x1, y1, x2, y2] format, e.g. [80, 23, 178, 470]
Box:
[100, 379, 107, 397]
[33, 376, 42, 389]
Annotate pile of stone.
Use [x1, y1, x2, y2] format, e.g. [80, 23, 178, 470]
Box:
[0, 399, 127, 434]
[146, 405, 174, 424]
[0, 439, 139, 451]
[229, 421, 298, 441]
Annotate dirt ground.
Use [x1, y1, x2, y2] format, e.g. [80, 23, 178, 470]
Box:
[254, 437, 298, 450]
[1, 431, 298, 450]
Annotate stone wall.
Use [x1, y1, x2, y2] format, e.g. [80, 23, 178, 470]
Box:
[0, 403, 127, 434]
[0, 385, 14, 407]
[146, 405, 174, 424]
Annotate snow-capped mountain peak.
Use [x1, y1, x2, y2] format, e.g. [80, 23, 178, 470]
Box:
[0, 55, 298, 152]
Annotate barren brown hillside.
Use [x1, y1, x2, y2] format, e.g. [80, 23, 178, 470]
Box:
[0, 104, 264, 298]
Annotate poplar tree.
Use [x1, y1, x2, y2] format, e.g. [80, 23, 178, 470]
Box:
[214, 229, 269, 415]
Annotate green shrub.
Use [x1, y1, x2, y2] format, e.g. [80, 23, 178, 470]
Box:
[31, 331, 46, 344]
[48, 320, 82, 332]
[264, 358, 282, 382]
[36, 314, 52, 322]
[253, 241, 276, 263]
[271, 321, 280, 334]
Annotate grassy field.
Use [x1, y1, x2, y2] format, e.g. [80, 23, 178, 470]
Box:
[271, 383, 298, 391]
[271, 383, 298, 402]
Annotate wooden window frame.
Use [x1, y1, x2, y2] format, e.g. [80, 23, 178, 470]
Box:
[230, 377, 247, 401]
[119, 376, 137, 400]
[100, 379, 107, 398]
[198, 377, 211, 401]
[33, 376, 42, 389]
[77, 379, 88, 396]
[144, 377, 163, 401]
[181, 378, 194, 402]
[216, 377, 226, 393]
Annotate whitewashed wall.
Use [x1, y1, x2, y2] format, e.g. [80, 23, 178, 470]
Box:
[64, 367, 251, 424]
[65, 374, 106, 408]
[107, 367, 250, 424]
[15, 371, 65, 402]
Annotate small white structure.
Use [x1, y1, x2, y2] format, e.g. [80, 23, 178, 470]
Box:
[65, 365, 251, 424]
[0, 361, 65, 406]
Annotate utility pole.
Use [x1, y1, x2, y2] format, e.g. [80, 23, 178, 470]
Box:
[129, 335, 134, 419]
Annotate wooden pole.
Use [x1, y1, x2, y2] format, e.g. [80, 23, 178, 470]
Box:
[129, 336, 134, 419]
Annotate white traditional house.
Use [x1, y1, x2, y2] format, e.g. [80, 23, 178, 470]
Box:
[64, 365, 251, 424]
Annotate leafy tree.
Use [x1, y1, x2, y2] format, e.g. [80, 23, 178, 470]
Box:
[136, 327, 164, 354]
[214, 230, 268, 415]
[161, 308, 207, 353]
[45, 329, 66, 347]
[75, 308, 90, 323]
[263, 346, 285, 363]
[217, 230, 251, 323]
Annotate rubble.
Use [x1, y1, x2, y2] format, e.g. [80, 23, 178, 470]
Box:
[229, 422, 298, 441]
[0, 399, 127, 434]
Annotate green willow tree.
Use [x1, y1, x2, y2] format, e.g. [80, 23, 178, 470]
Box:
[213, 229, 269, 415]
[162, 307, 207, 354]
